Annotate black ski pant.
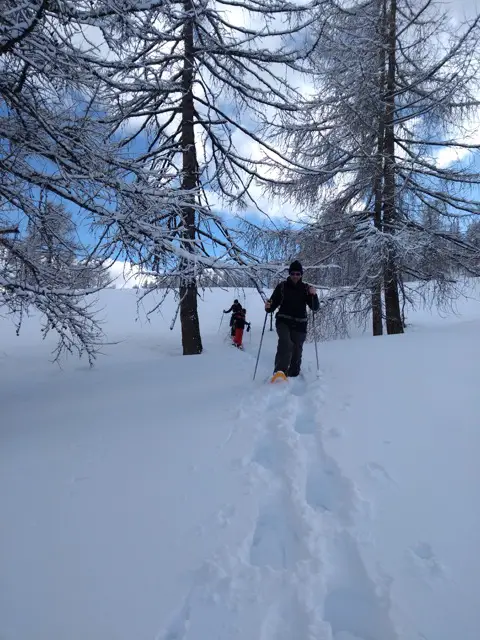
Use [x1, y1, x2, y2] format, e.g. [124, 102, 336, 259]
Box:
[274, 320, 307, 377]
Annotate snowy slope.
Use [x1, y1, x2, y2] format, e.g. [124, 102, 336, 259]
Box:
[1, 287, 480, 640]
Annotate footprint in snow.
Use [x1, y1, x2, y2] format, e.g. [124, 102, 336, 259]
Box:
[252, 434, 287, 473]
[323, 531, 398, 640]
[249, 494, 308, 570]
[289, 377, 308, 397]
[305, 454, 356, 525]
[293, 401, 317, 435]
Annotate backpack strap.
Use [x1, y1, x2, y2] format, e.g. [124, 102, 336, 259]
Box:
[277, 280, 309, 309]
[275, 280, 310, 314]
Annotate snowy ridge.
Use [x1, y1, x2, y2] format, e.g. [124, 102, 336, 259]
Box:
[158, 368, 398, 640]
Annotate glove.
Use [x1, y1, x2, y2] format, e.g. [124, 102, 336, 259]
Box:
[246, 324, 250, 332]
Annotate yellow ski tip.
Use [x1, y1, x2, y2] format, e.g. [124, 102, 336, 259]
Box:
[271, 371, 288, 384]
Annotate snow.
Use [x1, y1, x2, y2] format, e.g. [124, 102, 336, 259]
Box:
[1, 286, 480, 640]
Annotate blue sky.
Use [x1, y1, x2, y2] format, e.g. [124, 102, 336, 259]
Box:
[4, 0, 479, 287]
[66, 140, 480, 289]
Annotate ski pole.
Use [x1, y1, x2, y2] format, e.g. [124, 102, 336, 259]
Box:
[170, 301, 180, 330]
[218, 312, 224, 333]
[253, 312, 268, 381]
[312, 310, 320, 374]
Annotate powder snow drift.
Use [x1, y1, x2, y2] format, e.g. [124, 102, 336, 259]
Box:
[1, 287, 480, 640]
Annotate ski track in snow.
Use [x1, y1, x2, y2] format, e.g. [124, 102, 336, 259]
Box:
[158, 370, 399, 640]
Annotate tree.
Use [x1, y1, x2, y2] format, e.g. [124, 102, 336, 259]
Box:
[268, 0, 480, 336]
[466, 220, 480, 253]
[23, 199, 112, 289]
[0, 0, 160, 361]
[24, 201, 77, 273]
[90, 0, 317, 354]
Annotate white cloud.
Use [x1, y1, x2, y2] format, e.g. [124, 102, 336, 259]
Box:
[450, 0, 480, 22]
[436, 143, 478, 169]
[435, 107, 480, 168]
[107, 261, 146, 288]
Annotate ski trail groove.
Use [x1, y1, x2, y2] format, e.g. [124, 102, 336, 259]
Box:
[249, 491, 308, 570]
[158, 374, 398, 640]
[308, 376, 398, 640]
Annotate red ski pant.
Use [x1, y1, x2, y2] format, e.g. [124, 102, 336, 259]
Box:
[233, 327, 244, 347]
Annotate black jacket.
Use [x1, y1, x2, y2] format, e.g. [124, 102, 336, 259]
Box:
[225, 302, 242, 314]
[233, 310, 250, 331]
[269, 278, 319, 330]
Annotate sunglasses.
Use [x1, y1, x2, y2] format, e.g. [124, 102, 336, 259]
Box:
[289, 271, 302, 276]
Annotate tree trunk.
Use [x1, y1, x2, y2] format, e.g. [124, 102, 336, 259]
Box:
[382, 0, 403, 334]
[383, 256, 403, 333]
[371, 0, 387, 337]
[371, 175, 384, 336]
[180, 0, 202, 355]
[371, 283, 383, 335]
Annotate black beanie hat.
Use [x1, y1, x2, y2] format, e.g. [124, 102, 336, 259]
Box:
[289, 260, 303, 274]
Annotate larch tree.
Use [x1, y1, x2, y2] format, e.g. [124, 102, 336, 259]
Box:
[267, 0, 480, 337]
[0, 0, 192, 362]
[0, 0, 160, 362]
[86, 0, 321, 354]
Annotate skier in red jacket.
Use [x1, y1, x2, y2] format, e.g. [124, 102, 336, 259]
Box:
[232, 308, 251, 348]
[223, 299, 243, 337]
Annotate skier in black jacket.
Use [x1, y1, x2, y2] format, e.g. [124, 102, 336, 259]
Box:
[224, 299, 243, 336]
[265, 261, 320, 378]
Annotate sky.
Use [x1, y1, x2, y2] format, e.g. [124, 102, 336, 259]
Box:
[112, 0, 480, 286]
[453, 0, 480, 19]
[4, 0, 479, 288]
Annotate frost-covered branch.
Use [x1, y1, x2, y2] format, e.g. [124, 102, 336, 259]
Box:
[266, 0, 480, 336]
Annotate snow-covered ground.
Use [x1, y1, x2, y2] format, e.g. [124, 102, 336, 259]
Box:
[1, 286, 480, 640]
